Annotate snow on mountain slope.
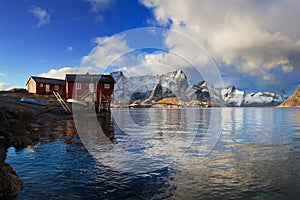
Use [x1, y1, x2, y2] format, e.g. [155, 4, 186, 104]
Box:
[185, 81, 225, 106]
[243, 91, 288, 107]
[110, 70, 288, 107]
[221, 86, 245, 107]
[111, 70, 188, 103]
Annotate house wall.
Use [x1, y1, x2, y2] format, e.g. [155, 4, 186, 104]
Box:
[97, 83, 114, 102]
[58, 84, 66, 95]
[26, 78, 65, 95]
[66, 82, 92, 99]
[66, 82, 74, 99]
[36, 83, 65, 95]
[26, 78, 36, 93]
[66, 81, 114, 101]
[36, 83, 46, 94]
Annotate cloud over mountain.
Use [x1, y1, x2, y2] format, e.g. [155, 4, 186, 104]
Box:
[140, 0, 300, 91]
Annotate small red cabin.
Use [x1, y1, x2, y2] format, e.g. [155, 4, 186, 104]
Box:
[26, 76, 66, 95]
[65, 74, 115, 103]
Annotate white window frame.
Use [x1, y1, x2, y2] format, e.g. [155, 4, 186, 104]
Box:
[40, 83, 43, 87]
[104, 84, 110, 89]
[54, 85, 59, 91]
[76, 83, 81, 90]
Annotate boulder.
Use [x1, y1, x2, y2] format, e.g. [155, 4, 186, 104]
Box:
[0, 163, 23, 198]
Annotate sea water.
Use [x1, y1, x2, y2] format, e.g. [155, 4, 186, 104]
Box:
[6, 107, 300, 199]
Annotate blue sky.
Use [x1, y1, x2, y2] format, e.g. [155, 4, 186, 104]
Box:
[1, 0, 300, 94]
[0, 0, 152, 89]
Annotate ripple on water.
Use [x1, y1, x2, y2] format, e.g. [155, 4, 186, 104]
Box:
[5, 108, 300, 199]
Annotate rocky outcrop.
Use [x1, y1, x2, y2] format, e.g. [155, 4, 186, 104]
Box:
[0, 92, 67, 198]
[278, 85, 300, 107]
[0, 107, 32, 197]
[0, 161, 24, 197]
[0, 91, 75, 198]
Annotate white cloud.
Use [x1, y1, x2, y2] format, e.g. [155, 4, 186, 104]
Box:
[29, 5, 50, 27]
[39, 67, 96, 80]
[0, 83, 9, 91]
[0, 73, 8, 77]
[140, 0, 300, 90]
[77, 28, 219, 87]
[85, 0, 113, 13]
[81, 35, 132, 71]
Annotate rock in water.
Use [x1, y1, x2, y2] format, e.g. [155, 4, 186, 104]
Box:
[0, 162, 24, 197]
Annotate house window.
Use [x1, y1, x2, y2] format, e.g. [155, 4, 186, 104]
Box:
[104, 84, 110, 89]
[54, 85, 59, 91]
[40, 83, 43, 87]
[76, 83, 81, 90]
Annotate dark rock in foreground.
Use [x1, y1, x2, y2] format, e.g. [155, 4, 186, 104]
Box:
[0, 90, 72, 197]
[0, 161, 24, 197]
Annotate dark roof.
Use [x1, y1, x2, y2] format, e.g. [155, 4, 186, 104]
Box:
[28, 76, 65, 85]
[65, 74, 115, 83]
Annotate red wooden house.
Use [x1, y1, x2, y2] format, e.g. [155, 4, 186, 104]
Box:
[65, 74, 115, 103]
[26, 76, 66, 95]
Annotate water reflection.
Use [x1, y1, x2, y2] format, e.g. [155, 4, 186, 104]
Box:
[165, 108, 300, 199]
[70, 107, 224, 173]
[6, 108, 300, 199]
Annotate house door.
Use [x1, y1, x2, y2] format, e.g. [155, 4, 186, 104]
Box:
[89, 83, 94, 93]
[46, 84, 50, 93]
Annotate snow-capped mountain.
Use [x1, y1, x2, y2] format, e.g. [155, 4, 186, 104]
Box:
[110, 70, 288, 107]
[111, 70, 188, 104]
[220, 86, 288, 107]
[185, 80, 226, 106]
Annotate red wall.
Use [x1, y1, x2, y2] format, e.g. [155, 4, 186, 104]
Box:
[66, 81, 114, 101]
[97, 83, 114, 101]
[36, 83, 65, 95]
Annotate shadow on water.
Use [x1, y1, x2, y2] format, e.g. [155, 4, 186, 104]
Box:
[30, 112, 116, 149]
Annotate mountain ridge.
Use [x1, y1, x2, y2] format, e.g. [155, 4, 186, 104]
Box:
[110, 70, 288, 107]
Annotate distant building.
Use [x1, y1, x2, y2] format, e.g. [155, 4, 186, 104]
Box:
[26, 76, 66, 95]
[65, 74, 115, 105]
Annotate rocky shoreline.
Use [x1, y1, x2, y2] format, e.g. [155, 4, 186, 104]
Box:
[0, 89, 73, 198]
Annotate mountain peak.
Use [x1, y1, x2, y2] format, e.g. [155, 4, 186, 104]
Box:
[163, 70, 187, 80]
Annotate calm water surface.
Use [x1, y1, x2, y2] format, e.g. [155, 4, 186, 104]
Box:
[6, 108, 300, 200]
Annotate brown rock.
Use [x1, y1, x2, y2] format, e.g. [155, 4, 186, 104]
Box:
[0, 162, 23, 197]
[0, 107, 9, 132]
[279, 85, 300, 107]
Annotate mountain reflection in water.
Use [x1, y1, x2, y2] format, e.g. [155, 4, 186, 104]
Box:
[6, 108, 300, 200]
